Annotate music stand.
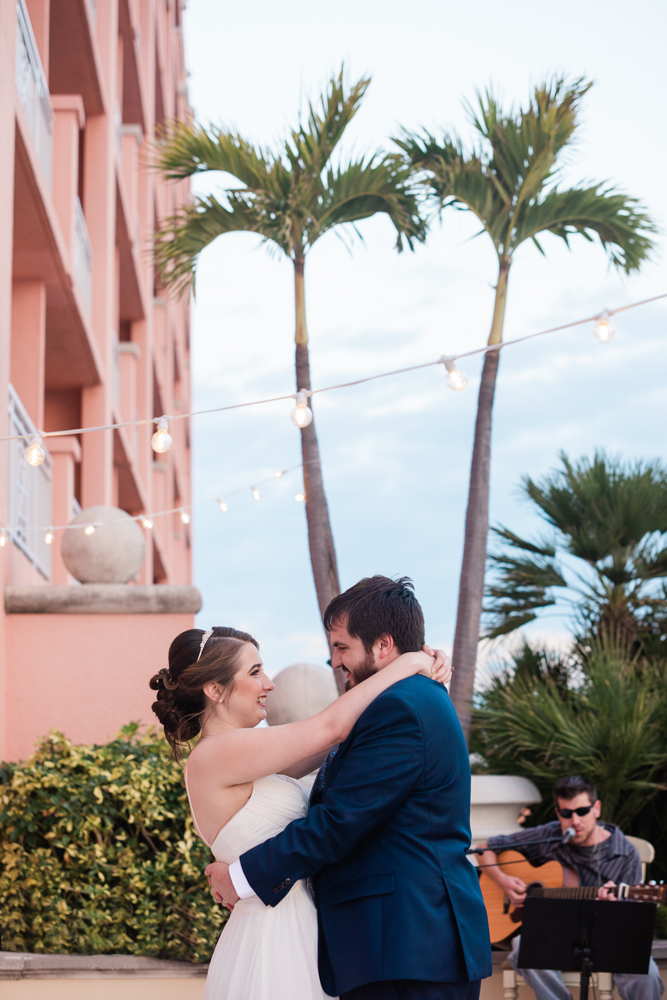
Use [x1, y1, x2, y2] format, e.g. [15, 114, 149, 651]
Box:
[518, 898, 656, 1000]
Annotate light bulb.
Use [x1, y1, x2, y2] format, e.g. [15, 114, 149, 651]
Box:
[290, 389, 313, 428]
[84, 525, 95, 535]
[441, 358, 468, 391]
[291, 404, 313, 428]
[151, 416, 172, 454]
[252, 487, 260, 501]
[274, 471, 283, 478]
[180, 509, 190, 524]
[24, 436, 46, 467]
[295, 493, 305, 502]
[142, 517, 153, 529]
[45, 530, 54, 545]
[593, 309, 615, 343]
[446, 368, 468, 391]
[218, 501, 228, 512]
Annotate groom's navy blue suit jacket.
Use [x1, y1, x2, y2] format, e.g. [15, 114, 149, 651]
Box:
[239, 675, 492, 997]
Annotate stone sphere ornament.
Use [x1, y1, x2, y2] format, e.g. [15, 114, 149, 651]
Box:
[61, 506, 146, 584]
[265, 662, 338, 726]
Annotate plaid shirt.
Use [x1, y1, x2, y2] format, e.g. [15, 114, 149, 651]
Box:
[487, 821, 641, 888]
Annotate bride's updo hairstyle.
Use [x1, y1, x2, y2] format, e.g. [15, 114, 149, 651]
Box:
[150, 626, 259, 760]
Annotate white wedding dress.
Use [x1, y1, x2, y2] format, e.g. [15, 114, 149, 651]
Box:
[187, 772, 336, 1000]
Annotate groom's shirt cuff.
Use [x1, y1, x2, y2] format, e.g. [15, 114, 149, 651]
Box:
[229, 859, 256, 899]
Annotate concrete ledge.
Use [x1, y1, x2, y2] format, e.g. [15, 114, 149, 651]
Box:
[4, 585, 203, 615]
[654, 941, 667, 963]
[0, 953, 209, 980]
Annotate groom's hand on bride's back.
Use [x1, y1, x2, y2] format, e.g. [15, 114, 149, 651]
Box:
[422, 645, 452, 686]
[205, 861, 239, 909]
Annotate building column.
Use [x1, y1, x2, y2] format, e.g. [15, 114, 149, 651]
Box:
[48, 435, 81, 584]
[10, 279, 47, 430]
[51, 95, 86, 267]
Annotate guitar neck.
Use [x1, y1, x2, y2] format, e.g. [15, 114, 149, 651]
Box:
[528, 884, 666, 903]
[527, 886, 607, 900]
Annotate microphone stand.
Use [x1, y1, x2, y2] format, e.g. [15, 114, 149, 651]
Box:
[467, 831, 575, 867]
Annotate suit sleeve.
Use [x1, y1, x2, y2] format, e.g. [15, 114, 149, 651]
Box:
[239, 689, 424, 906]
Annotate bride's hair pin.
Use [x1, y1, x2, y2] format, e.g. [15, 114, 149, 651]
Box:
[197, 629, 214, 661]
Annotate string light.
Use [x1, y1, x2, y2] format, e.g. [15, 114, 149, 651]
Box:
[295, 493, 305, 502]
[441, 357, 468, 391]
[4, 463, 312, 539]
[24, 435, 46, 467]
[44, 529, 54, 545]
[291, 389, 313, 428]
[593, 309, 615, 343]
[7, 294, 666, 467]
[274, 471, 283, 478]
[151, 416, 172, 454]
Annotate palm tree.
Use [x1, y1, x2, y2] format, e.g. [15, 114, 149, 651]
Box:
[153, 70, 425, 679]
[484, 451, 667, 654]
[396, 78, 656, 741]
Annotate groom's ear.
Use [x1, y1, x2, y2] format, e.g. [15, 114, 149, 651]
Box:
[375, 633, 396, 662]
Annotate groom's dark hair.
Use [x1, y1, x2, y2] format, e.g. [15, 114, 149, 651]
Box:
[323, 576, 425, 654]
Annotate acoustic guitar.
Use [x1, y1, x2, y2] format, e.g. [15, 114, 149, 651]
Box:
[478, 850, 667, 945]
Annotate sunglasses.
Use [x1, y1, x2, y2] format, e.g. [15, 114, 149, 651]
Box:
[557, 804, 593, 819]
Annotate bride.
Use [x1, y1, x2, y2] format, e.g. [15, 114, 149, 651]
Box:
[150, 626, 450, 1000]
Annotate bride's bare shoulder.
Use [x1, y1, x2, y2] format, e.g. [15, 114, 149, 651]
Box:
[187, 727, 263, 774]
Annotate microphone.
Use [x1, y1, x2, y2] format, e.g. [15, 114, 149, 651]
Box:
[561, 827, 575, 844]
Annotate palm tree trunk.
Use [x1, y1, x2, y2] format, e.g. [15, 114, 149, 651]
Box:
[294, 257, 345, 694]
[449, 259, 510, 742]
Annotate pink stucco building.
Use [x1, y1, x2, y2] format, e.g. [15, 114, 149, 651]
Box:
[0, 0, 199, 761]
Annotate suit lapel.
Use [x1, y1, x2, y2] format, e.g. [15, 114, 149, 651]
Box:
[322, 729, 355, 798]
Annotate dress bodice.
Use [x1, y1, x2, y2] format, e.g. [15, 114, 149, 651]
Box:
[208, 774, 309, 864]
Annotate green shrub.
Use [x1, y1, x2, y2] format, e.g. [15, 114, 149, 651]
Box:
[471, 643, 667, 834]
[0, 725, 227, 961]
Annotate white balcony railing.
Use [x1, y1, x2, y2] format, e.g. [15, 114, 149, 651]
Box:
[15, 0, 53, 187]
[73, 197, 93, 315]
[8, 385, 53, 580]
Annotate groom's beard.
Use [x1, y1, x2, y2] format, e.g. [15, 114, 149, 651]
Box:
[345, 651, 378, 690]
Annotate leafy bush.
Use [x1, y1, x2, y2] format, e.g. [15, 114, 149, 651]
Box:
[0, 725, 227, 961]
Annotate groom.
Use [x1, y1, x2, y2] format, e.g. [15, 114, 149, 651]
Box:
[207, 576, 491, 999]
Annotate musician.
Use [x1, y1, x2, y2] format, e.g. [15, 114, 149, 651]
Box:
[478, 775, 664, 1000]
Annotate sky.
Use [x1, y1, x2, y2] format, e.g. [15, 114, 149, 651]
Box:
[182, 0, 667, 680]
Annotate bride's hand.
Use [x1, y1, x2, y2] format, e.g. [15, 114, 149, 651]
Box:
[422, 645, 452, 685]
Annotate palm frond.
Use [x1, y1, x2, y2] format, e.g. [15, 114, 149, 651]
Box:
[396, 78, 656, 268]
[290, 69, 370, 176]
[154, 119, 275, 189]
[483, 550, 566, 639]
[312, 154, 426, 250]
[515, 184, 657, 272]
[488, 452, 667, 642]
[154, 193, 280, 292]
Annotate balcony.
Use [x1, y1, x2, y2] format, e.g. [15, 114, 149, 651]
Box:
[15, 0, 53, 187]
[73, 197, 93, 316]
